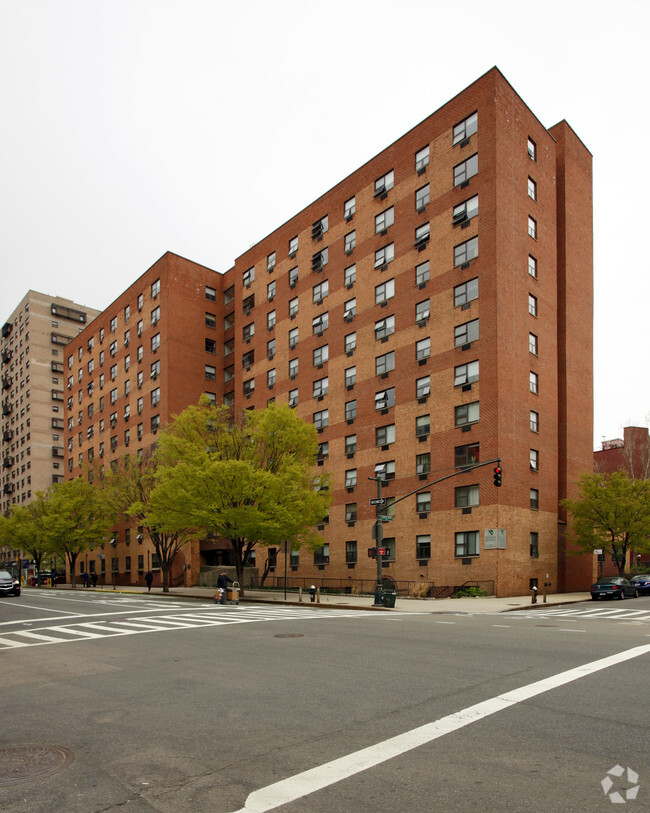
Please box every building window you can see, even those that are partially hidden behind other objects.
[288,236,298,257]
[110,316,118,333]
[110,340,118,357]
[528,177,537,201]
[267,368,276,388]
[453,195,479,225]
[530,410,539,432]
[416,452,430,475]
[415,299,430,325]
[528,216,537,239]
[455,484,479,508]
[313,409,328,430]
[455,401,479,427]
[267,310,276,331]
[267,252,276,272]
[374,243,394,268]
[375,279,394,305]
[529,371,538,394]
[289,357,298,379]
[374,388,395,411]
[151,279,160,298]
[288,388,298,408]
[344,197,355,220]
[289,266,298,288]
[151,414,160,433]
[151,387,160,407]
[527,137,537,161]
[205,338,216,354]
[314,544,330,565]
[345,502,357,522]
[529,333,538,355]
[415,260,430,286]
[454,153,478,186]
[312,215,328,240]
[530,449,539,470]
[416,534,431,559]
[454,236,479,267]
[345,230,356,253]
[374,170,394,197]
[528,255,537,279]
[375,207,394,234]
[416,414,430,437]
[345,366,356,388]
[205,312,217,329]
[312,248,328,272]
[415,337,430,361]
[454,277,479,308]
[313,345,329,367]
[530,532,539,558]
[415,489,431,513]
[345,332,357,354]
[415,184,430,211]
[205,285,216,302]
[453,111,477,145]
[455,531,479,557]
[345,399,357,421]
[454,360,479,386]
[375,351,395,376]
[530,488,539,510]
[455,443,479,468]
[376,424,395,446]
[375,461,395,481]
[416,376,430,400]
[528,294,538,317]
[345,469,357,488]
[344,264,357,288]
[344,298,356,321]
[313,280,329,303]
[243,378,255,396]
[414,222,430,248]
[205,365,216,381]
[345,434,357,455]
[415,145,430,172]
[375,315,395,341]
[345,541,357,564]
[243,267,255,287]
[151,360,160,378]
[312,312,329,335]
[267,280,276,301]
[454,319,479,347]
[312,377,328,398]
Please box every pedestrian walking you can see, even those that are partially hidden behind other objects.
[82,571,89,588]
[91,572,98,588]
[145,570,154,592]
[217,571,233,604]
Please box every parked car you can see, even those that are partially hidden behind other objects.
[630,574,650,596]
[0,570,21,597]
[36,571,66,585]
[590,576,638,600]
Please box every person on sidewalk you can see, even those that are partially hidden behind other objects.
[145,570,154,592]
[82,571,89,588]
[217,571,233,604]
[91,572,98,588]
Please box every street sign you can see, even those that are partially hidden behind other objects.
[370,498,386,506]
[378,547,386,556]
[379,515,394,522]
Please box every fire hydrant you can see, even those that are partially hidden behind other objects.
[531,585,538,604]
[309,585,316,603]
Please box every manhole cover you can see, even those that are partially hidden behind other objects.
[274,633,304,639]
[0,746,74,786]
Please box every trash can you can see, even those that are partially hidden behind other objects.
[383,591,397,608]
[227,582,240,605]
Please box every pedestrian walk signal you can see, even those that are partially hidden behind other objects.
[368,547,378,559]
[493,466,502,487]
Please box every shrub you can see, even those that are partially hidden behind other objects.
[452,586,488,598]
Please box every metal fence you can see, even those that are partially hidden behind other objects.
[257,575,494,598]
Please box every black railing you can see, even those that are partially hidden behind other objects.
[256,575,494,598]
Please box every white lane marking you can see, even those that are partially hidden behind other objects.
[492,625,510,628]
[559,629,586,633]
[230,644,650,813]
[435,621,456,625]
[0,600,83,616]
[10,630,67,643]
[0,635,29,648]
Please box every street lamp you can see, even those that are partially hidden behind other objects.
[370,465,387,607]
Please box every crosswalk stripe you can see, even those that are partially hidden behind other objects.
[0,635,29,648]
[11,630,67,643]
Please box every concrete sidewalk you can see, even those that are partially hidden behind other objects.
[40,583,591,614]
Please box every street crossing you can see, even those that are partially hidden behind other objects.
[0,606,388,651]
[512,604,650,623]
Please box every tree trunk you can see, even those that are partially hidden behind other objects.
[68,552,78,588]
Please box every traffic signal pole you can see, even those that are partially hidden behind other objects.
[370,475,384,607]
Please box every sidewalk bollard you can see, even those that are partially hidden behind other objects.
[298,587,303,603]
[531,586,538,604]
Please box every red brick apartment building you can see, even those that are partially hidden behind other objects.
[64,68,594,596]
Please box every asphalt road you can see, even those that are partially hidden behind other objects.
[1,590,649,812]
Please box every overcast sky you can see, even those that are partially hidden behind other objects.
[1,0,648,449]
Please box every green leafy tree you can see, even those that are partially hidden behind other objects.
[147,399,331,590]
[40,479,111,588]
[0,496,51,582]
[100,450,193,593]
[562,471,650,576]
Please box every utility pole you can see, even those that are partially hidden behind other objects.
[369,468,387,606]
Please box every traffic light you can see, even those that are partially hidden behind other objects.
[368,547,378,559]
[493,465,502,487]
